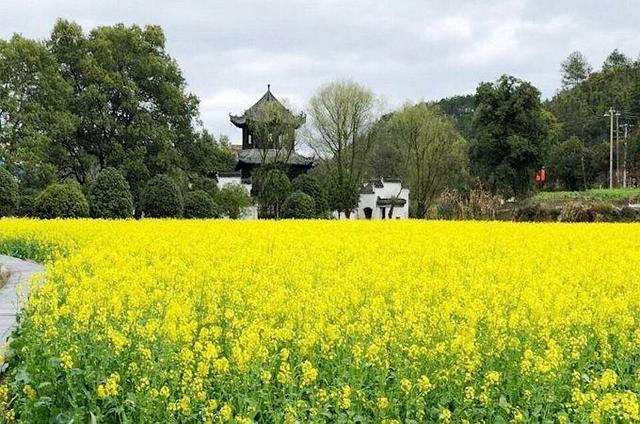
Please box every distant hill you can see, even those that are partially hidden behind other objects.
[547,62,640,147]
[435,94,475,140]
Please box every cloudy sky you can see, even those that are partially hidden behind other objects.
[2,0,638,141]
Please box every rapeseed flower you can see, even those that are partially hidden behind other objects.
[0,219,638,422]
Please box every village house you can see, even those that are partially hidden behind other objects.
[333,177,410,220]
[219,86,410,220]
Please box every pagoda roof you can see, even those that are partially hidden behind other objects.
[229,85,305,128]
[236,149,315,166]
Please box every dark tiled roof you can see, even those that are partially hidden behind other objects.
[376,197,407,207]
[237,149,315,166]
[383,177,402,183]
[230,85,305,128]
[360,183,375,194]
[218,171,242,178]
[361,177,406,194]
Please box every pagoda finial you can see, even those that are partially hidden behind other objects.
[267,83,271,92]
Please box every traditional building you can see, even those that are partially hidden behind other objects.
[228,85,315,180]
[220,86,411,220]
[333,177,410,220]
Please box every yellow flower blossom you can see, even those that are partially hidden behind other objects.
[219,403,232,421]
[377,396,389,409]
[300,360,318,386]
[0,220,640,421]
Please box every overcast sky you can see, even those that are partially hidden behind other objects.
[2,0,639,141]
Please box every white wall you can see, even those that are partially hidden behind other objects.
[217,175,252,194]
[335,178,410,220]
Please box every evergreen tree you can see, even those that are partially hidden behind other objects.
[560,51,592,88]
[470,75,549,196]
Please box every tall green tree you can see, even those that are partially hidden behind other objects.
[385,103,468,217]
[365,114,403,180]
[549,59,639,150]
[436,94,475,139]
[0,34,74,188]
[256,167,291,219]
[603,49,631,70]
[470,75,550,197]
[547,136,587,191]
[48,20,200,184]
[308,80,379,217]
[1,20,235,213]
[560,51,592,89]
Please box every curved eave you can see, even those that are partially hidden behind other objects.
[229,114,247,128]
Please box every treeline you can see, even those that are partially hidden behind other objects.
[434,49,640,194]
[0,20,236,218]
[306,76,550,218]
[305,50,640,217]
[2,19,638,219]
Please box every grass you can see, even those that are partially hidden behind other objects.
[534,188,640,204]
[0,237,56,263]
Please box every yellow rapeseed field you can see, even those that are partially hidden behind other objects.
[0,219,639,422]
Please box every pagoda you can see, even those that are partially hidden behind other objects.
[229,85,314,180]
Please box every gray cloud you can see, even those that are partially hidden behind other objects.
[2,0,639,141]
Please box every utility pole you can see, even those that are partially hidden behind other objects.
[604,108,616,189]
[615,112,621,186]
[622,123,633,188]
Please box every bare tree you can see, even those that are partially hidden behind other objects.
[307,80,380,217]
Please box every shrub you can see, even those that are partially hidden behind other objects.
[141,175,183,218]
[256,168,291,218]
[184,190,219,218]
[292,174,329,216]
[515,205,538,222]
[190,176,220,197]
[0,167,18,216]
[515,203,561,222]
[435,190,464,219]
[215,183,252,219]
[282,191,316,219]
[620,206,639,222]
[591,202,620,222]
[466,187,502,220]
[16,192,38,217]
[89,168,134,218]
[558,202,595,222]
[34,183,90,218]
[434,187,501,220]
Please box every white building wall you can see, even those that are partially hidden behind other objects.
[217,175,252,194]
[334,178,410,220]
[355,193,377,219]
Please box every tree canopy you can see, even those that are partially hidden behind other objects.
[0,20,234,214]
[307,80,379,217]
[382,103,468,217]
[470,75,550,196]
[561,51,592,89]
